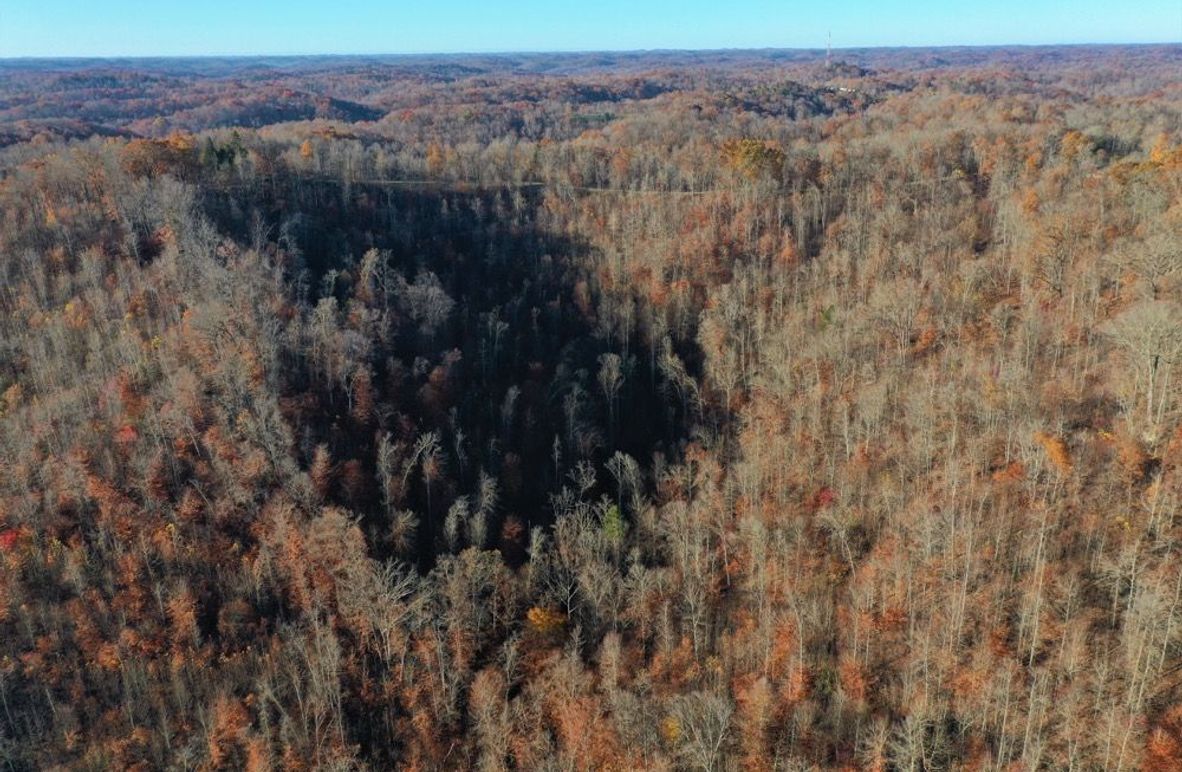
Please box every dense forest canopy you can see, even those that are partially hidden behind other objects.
[1,45,1181,769]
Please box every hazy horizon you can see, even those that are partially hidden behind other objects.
[1,41,1180,63]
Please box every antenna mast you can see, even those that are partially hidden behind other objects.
[826,31,832,68]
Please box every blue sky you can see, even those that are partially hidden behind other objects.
[1,0,1178,57]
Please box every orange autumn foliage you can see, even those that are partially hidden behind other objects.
[1033,431,1073,474]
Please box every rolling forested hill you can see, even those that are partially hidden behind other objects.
[1,45,1181,769]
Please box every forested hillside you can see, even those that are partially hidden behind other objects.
[1,46,1181,769]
